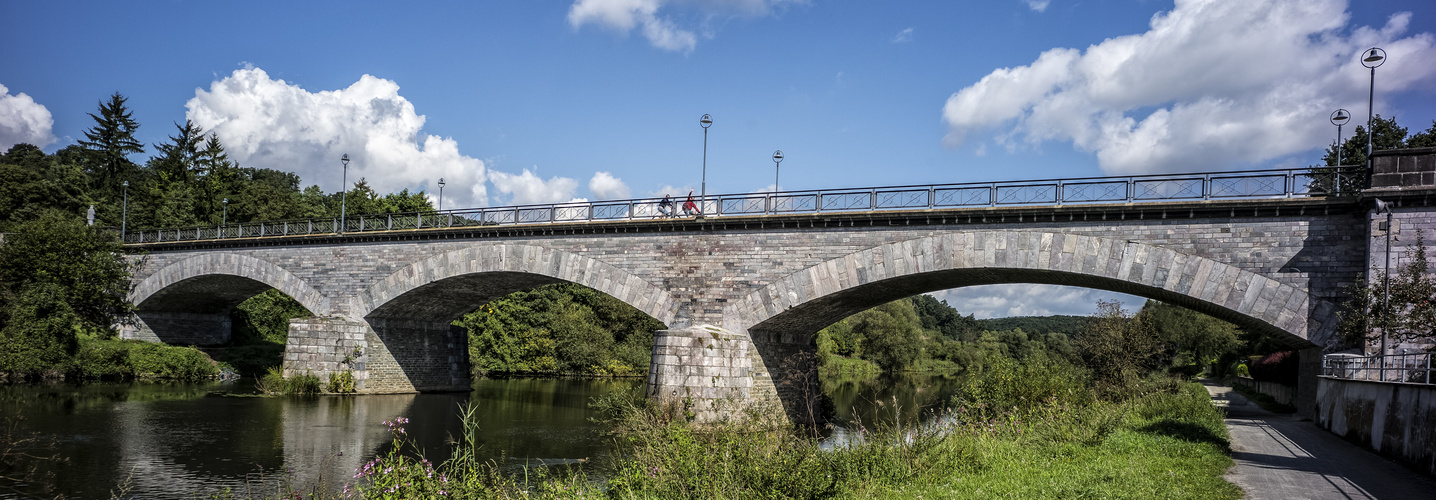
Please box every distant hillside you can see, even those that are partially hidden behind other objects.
[977,315,1091,336]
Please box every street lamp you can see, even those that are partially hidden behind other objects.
[772,150,784,192]
[222,198,228,227]
[1331,109,1350,195]
[437,177,445,211]
[699,114,712,213]
[340,153,350,234]
[1361,47,1385,187]
[1374,197,1393,381]
[1326,109,1349,166]
[121,180,128,239]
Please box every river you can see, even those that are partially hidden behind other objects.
[0,373,961,498]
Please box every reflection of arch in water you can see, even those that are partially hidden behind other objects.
[724,231,1336,423]
[281,394,418,490]
[125,254,325,345]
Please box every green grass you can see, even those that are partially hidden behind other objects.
[880,384,1239,499]
[71,338,219,381]
[192,372,1242,499]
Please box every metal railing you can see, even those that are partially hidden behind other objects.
[120,166,1359,244]
[1323,352,1435,385]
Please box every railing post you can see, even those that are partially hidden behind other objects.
[1056,181,1064,206]
[387,214,393,230]
[990,183,997,207]
[260,223,265,237]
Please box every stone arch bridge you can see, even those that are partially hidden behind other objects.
[122,183,1390,422]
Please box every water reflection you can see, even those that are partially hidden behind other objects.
[0,373,955,498]
[825,372,964,428]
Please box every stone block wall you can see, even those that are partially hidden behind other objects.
[1316,377,1436,475]
[284,317,370,390]
[366,319,469,392]
[649,325,783,423]
[121,312,231,346]
[1369,147,1436,190]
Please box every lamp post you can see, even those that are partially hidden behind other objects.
[437,177,445,211]
[1331,109,1350,167]
[121,180,128,239]
[772,150,784,192]
[699,114,712,213]
[222,198,228,227]
[340,153,350,234]
[1362,47,1385,187]
[1374,198,1393,380]
[1331,109,1350,195]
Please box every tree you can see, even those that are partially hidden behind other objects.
[1338,233,1436,348]
[1406,121,1436,149]
[910,293,981,341]
[1079,300,1160,389]
[77,93,144,196]
[0,283,81,374]
[1321,114,1409,168]
[1138,300,1243,367]
[152,120,206,185]
[0,210,133,336]
[851,300,924,371]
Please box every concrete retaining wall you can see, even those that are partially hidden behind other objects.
[1233,377,1294,405]
[1316,377,1436,475]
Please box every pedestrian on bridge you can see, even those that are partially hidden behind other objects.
[657,194,674,218]
[682,190,700,216]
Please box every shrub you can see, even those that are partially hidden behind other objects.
[68,338,217,381]
[952,355,1094,420]
[327,370,356,394]
[1248,351,1298,385]
[256,367,321,396]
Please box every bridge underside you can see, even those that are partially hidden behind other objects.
[124,275,277,346]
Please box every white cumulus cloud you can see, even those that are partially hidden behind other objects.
[567,0,801,53]
[0,84,57,151]
[588,171,632,200]
[490,168,583,205]
[185,67,490,207]
[929,284,1142,319]
[943,0,1436,174]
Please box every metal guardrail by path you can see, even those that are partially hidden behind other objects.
[1323,353,1435,385]
[121,167,1361,244]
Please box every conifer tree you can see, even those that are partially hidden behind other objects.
[77,93,144,196]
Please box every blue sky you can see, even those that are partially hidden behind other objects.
[3,0,1434,318]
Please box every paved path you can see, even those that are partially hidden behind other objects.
[1204,381,1435,500]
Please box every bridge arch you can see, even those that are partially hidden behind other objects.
[130,253,330,317]
[358,244,677,326]
[727,231,1338,347]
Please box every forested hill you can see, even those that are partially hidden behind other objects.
[977,315,1092,336]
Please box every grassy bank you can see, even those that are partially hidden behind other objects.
[319,370,1236,499]
[0,337,220,383]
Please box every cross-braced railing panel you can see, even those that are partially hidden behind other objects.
[997,185,1057,205]
[1323,353,1434,385]
[118,166,1360,243]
